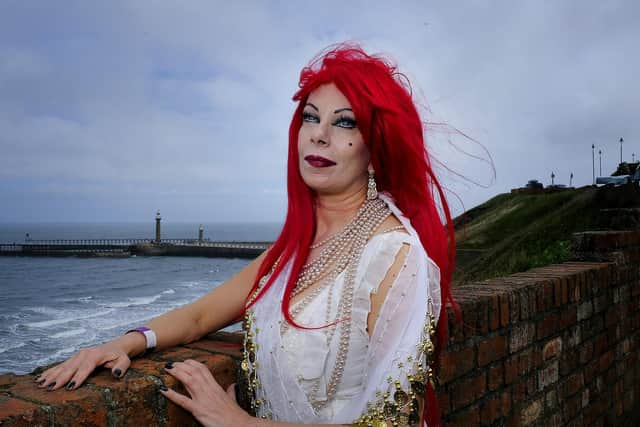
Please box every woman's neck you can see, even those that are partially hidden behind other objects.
[313,188,366,241]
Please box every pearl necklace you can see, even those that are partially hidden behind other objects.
[282,197,392,411]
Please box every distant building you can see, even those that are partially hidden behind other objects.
[511,179,573,194]
[596,162,640,186]
[526,180,543,190]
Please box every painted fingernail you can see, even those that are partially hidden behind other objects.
[38,378,46,385]
[164,361,174,369]
[159,385,168,392]
[113,369,122,377]
[66,381,76,390]
[47,382,56,390]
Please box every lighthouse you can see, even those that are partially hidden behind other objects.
[155,210,162,244]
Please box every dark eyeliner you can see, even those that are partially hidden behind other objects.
[302,111,319,122]
[334,115,357,129]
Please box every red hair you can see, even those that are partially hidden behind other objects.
[244,43,457,426]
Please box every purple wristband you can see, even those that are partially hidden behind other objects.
[126,327,157,352]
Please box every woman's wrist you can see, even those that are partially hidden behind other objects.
[116,331,147,358]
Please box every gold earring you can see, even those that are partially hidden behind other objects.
[367,170,378,200]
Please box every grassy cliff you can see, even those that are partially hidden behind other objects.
[453,185,639,284]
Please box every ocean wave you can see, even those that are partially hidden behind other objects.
[25,309,114,328]
[0,341,26,354]
[102,293,164,308]
[51,328,87,339]
[29,346,78,367]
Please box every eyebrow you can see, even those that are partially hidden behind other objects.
[304,103,353,114]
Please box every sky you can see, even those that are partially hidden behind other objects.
[0,1,638,224]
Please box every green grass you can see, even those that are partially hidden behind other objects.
[453,186,602,284]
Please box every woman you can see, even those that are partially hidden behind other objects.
[35,44,456,427]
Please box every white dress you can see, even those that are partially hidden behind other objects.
[242,194,441,426]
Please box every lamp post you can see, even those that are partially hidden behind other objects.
[592,144,595,185]
[599,149,602,176]
[551,171,555,186]
[570,172,573,187]
[620,137,624,163]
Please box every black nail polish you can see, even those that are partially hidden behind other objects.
[66,381,76,390]
[47,382,56,390]
[159,385,168,392]
[38,378,46,385]
[164,361,174,369]
[113,369,122,377]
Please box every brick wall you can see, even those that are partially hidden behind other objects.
[1,231,639,426]
[439,230,640,427]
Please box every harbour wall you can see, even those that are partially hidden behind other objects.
[0,230,639,426]
[0,241,270,259]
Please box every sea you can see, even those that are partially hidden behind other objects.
[0,222,281,375]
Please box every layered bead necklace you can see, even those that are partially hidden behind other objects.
[281,196,392,411]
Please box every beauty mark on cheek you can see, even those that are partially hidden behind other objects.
[348,142,353,146]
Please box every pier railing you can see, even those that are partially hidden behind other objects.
[0,239,272,258]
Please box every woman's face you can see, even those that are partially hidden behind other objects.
[297,83,370,197]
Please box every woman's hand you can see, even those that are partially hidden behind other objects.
[34,340,133,391]
[161,359,253,427]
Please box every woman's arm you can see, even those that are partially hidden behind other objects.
[36,250,268,391]
[142,249,269,352]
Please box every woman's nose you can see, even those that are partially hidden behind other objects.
[310,120,330,146]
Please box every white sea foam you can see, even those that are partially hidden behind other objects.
[162,289,175,295]
[104,293,164,308]
[0,342,26,354]
[51,328,87,339]
[30,346,78,367]
[25,309,114,328]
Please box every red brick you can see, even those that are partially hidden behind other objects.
[562,393,582,420]
[537,312,560,339]
[561,277,569,304]
[480,394,501,424]
[7,376,108,426]
[488,364,504,391]
[499,293,510,327]
[488,294,500,330]
[439,346,475,384]
[87,371,165,426]
[154,347,212,362]
[579,341,594,365]
[599,350,614,373]
[505,357,518,385]
[559,306,577,330]
[0,396,48,427]
[543,337,563,360]
[502,390,512,417]
[520,398,542,426]
[446,404,480,427]
[450,374,486,410]
[605,307,619,328]
[584,360,599,384]
[437,389,450,416]
[544,281,556,309]
[509,322,535,353]
[562,372,584,398]
[478,335,507,366]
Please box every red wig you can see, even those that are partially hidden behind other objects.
[245,43,457,426]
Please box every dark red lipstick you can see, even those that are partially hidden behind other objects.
[304,155,336,168]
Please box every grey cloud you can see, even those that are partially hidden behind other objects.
[0,1,638,222]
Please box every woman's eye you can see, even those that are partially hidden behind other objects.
[302,112,319,123]
[335,116,357,129]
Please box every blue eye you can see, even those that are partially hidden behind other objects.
[302,111,319,123]
[334,116,357,129]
